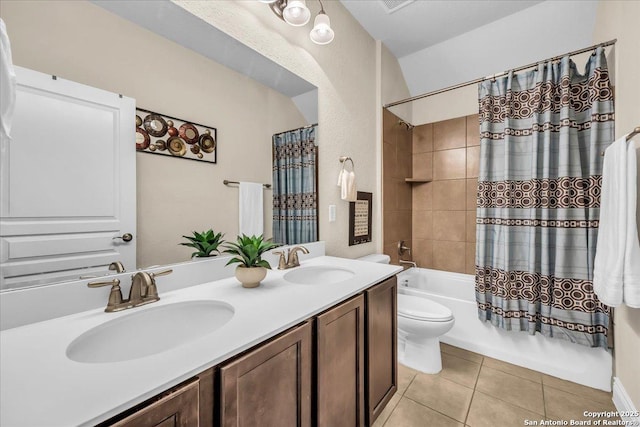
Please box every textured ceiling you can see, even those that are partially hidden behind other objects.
[339,0,544,58]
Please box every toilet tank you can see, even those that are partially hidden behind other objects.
[357,254,391,264]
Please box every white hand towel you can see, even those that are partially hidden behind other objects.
[593,136,628,306]
[623,139,640,307]
[341,170,357,202]
[239,182,264,237]
[337,165,345,186]
[0,18,16,142]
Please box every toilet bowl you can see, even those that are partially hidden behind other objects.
[397,294,454,374]
[358,253,455,374]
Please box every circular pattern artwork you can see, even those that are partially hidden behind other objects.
[135,109,217,163]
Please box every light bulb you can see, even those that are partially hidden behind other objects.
[310,12,334,45]
[283,0,310,26]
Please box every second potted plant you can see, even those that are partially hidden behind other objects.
[224,234,280,288]
[180,229,225,259]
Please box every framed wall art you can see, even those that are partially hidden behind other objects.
[135,108,217,164]
[349,191,372,246]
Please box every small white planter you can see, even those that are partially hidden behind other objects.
[235,266,267,288]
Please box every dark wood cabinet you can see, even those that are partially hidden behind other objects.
[316,294,366,427]
[197,368,216,427]
[365,276,398,425]
[219,321,312,427]
[107,379,200,427]
[103,275,398,427]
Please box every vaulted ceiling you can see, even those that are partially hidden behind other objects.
[339,0,544,58]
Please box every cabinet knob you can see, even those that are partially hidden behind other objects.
[113,233,133,242]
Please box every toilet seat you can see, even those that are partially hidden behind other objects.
[398,294,453,322]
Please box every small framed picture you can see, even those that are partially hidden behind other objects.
[349,191,372,246]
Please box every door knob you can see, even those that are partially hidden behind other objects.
[113,233,133,242]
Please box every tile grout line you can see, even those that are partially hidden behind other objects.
[380,372,419,427]
[464,354,485,425]
[402,394,467,426]
[380,392,403,427]
[542,376,547,419]
[542,378,613,404]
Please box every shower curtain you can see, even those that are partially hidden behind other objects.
[475,47,614,348]
[272,125,318,245]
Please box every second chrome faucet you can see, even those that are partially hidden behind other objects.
[273,246,309,270]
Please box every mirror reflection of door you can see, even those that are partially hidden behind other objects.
[272,125,319,245]
[0,67,136,290]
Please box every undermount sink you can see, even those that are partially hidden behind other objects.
[66,300,234,363]
[283,266,355,285]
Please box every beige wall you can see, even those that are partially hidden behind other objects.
[411,115,479,273]
[412,86,478,126]
[175,1,379,258]
[592,0,640,408]
[382,109,412,265]
[0,0,308,267]
[381,43,412,124]
[380,43,413,259]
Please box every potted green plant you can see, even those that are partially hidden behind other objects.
[223,234,280,288]
[180,229,225,258]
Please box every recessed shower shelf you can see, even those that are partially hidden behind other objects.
[405,178,432,184]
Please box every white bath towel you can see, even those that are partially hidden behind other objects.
[340,170,357,202]
[0,18,16,142]
[623,138,640,307]
[593,136,628,306]
[239,182,264,237]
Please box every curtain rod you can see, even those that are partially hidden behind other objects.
[274,123,318,136]
[384,38,617,109]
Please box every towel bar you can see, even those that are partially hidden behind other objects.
[223,180,271,189]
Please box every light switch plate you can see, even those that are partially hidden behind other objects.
[329,205,336,222]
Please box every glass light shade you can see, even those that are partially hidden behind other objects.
[310,13,334,45]
[283,0,311,26]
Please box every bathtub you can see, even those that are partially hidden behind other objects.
[397,267,613,391]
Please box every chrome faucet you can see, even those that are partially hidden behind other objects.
[88,268,172,312]
[273,246,310,269]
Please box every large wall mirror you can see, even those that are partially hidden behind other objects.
[0,0,318,291]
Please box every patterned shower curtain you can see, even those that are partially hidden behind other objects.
[475,47,614,348]
[272,126,318,245]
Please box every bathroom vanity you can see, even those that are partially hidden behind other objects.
[0,256,401,426]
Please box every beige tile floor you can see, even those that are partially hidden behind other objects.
[374,343,618,427]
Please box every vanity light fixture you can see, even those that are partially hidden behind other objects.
[310,2,334,45]
[262,0,334,45]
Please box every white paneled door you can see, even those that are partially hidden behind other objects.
[0,66,136,290]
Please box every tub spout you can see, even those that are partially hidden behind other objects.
[399,260,417,269]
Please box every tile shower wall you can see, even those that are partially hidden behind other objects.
[382,109,413,265]
[412,114,480,274]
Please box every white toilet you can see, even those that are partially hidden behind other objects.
[358,254,455,374]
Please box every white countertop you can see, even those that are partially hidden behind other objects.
[0,256,401,426]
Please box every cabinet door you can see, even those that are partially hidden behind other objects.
[109,379,199,427]
[220,322,312,427]
[197,368,216,427]
[366,276,398,425]
[316,294,365,427]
